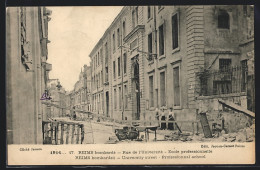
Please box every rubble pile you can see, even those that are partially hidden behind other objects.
[105,136,119,144]
[164,131,193,142]
[220,124,255,142]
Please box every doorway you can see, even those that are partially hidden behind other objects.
[131,56,140,120]
[106,91,109,117]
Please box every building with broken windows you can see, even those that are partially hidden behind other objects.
[6,7,52,144]
[89,5,254,132]
[89,6,147,121]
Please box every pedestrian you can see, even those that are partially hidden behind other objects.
[160,108,166,130]
[155,107,160,127]
[72,106,76,120]
[168,107,175,130]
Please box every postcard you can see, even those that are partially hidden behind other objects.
[6,5,255,165]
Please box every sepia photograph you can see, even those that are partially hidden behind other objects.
[6,5,255,165]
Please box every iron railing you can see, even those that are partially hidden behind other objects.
[197,65,248,96]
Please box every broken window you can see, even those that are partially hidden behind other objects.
[173,67,180,106]
[113,61,116,79]
[149,75,154,107]
[114,88,117,109]
[105,66,108,82]
[159,24,165,56]
[160,71,166,106]
[123,21,126,38]
[119,86,122,109]
[213,59,232,95]
[219,59,231,71]
[118,57,121,77]
[124,84,128,109]
[132,7,138,28]
[148,33,153,60]
[241,60,248,92]
[105,42,108,64]
[112,33,115,52]
[218,10,230,29]
[123,53,127,74]
[117,28,120,48]
[147,6,151,19]
[172,13,179,50]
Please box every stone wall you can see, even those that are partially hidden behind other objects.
[196,93,252,133]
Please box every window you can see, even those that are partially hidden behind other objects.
[123,21,126,38]
[243,5,247,16]
[97,52,100,66]
[117,28,120,48]
[148,33,153,60]
[105,66,108,82]
[118,57,121,77]
[101,93,104,111]
[97,74,99,88]
[112,33,115,52]
[160,72,166,106]
[96,55,98,67]
[98,94,100,111]
[123,53,127,74]
[93,57,95,70]
[213,59,232,95]
[149,75,154,107]
[124,84,128,109]
[113,61,116,79]
[173,67,180,106]
[132,7,138,28]
[219,59,231,71]
[159,24,165,56]
[132,10,136,28]
[172,14,179,50]
[101,70,103,85]
[147,6,151,19]
[218,10,229,29]
[105,42,108,64]
[241,60,248,92]
[114,89,117,109]
[100,48,103,65]
[119,86,122,109]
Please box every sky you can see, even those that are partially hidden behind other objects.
[48,6,123,91]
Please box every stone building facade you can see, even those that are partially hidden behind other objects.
[89,5,254,128]
[6,7,52,144]
[90,6,147,121]
[47,83,66,118]
[70,64,92,112]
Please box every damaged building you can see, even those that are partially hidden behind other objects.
[88,5,254,137]
[6,7,52,144]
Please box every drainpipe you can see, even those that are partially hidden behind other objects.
[153,6,158,107]
[121,19,124,120]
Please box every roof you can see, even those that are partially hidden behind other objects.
[89,6,128,57]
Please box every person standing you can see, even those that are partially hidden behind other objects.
[72,106,76,120]
[168,107,175,130]
[160,108,166,130]
[155,107,160,127]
